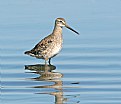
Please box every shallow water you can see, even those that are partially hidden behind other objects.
[1,0,121,104]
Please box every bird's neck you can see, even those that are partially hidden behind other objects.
[52,25,63,35]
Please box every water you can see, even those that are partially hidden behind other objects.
[1,0,121,104]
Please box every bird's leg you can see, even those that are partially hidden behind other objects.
[44,59,50,72]
[49,58,51,65]
[45,59,48,66]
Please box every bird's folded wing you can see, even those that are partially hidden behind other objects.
[30,34,53,55]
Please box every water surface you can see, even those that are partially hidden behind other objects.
[1,0,121,104]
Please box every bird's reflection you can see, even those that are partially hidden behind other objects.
[25,64,67,104]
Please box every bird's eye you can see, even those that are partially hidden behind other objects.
[59,20,62,22]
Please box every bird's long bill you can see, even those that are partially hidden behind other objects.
[65,25,79,35]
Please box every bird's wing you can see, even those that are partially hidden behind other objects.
[30,34,54,56]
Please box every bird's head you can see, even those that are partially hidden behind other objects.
[55,18,79,35]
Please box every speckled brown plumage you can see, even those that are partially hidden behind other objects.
[25,18,79,64]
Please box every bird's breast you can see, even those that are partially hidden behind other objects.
[50,38,63,57]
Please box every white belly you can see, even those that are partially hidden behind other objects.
[50,44,62,58]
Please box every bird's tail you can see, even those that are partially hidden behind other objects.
[24,50,38,57]
[24,50,43,58]
[24,51,32,55]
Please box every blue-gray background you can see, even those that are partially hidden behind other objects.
[1,0,121,104]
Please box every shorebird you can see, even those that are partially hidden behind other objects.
[24,18,79,64]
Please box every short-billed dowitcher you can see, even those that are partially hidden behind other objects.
[24,18,79,64]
